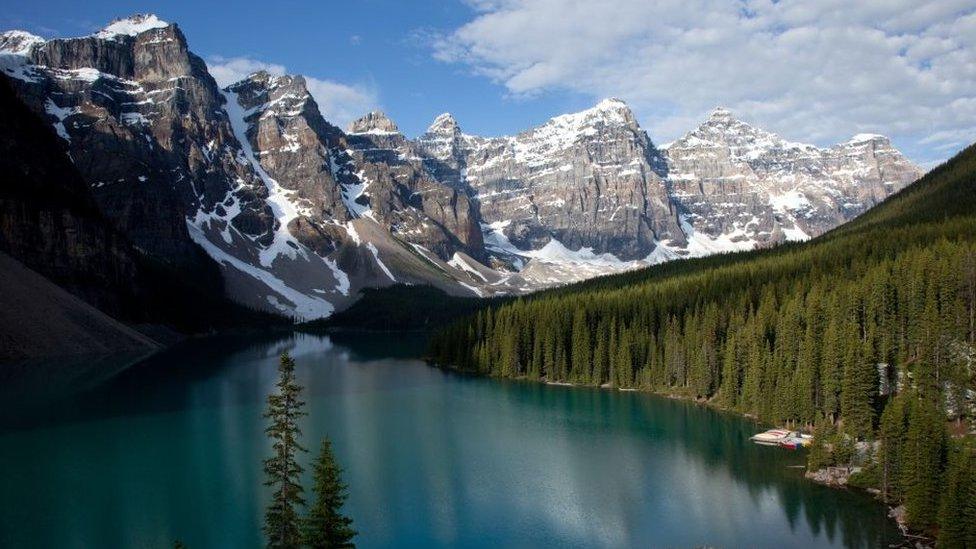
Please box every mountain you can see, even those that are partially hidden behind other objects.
[0,72,282,359]
[664,108,922,252]
[418,98,679,261]
[0,14,923,320]
[428,142,976,543]
[222,72,489,308]
[418,100,920,264]
[429,139,976,378]
[0,17,499,319]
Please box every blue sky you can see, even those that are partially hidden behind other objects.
[3,0,974,168]
[0,1,593,138]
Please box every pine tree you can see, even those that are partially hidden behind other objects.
[820,316,843,421]
[304,438,357,548]
[593,321,608,386]
[841,337,876,439]
[616,326,633,388]
[264,352,307,549]
[499,328,519,378]
[718,331,740,408]
[937,441,976,548]
[902,394,947,532]
[807,414,836,470]
[878,393,910,502]
[571,310,592,383]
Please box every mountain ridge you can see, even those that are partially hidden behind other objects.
[0,14,924,320]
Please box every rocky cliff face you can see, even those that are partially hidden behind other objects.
[1,17,356,319]
[344,110,485,261]
[662,108,922,254]
[414,101,920,276]
[0,73,142,317]
[1,15,268,273]
[1,14,924,320]
[219,73,489,304]
[0,71,280,344]
[418,99,681,262]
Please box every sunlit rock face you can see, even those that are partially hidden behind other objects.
[417,101,918,270]
[417,99,682,262]
[663,108,922,254]
[344,110,486,262]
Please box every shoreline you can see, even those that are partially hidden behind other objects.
[803,466,932,547]
[430,360,923,545]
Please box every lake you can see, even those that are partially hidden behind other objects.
[0,331,903,548]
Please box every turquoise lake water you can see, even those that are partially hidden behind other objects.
[0,332,902,548]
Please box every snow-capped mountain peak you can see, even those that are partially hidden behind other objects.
[846,133,889,145]
[0,30,44,56]
[707,106,735,121]
[669,107,816,161]
[426,112,460,135]
[241,69,276,83]
[347,111,400,135]
[512,98,642,158]
[95,14,170,39]
[545,97,637,131]
[593,97,630,111]
[695,106,765,135]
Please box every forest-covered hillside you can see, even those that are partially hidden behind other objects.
[429,143,976,543]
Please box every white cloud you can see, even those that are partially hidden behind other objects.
[206,56,379,128]
[303,77,378,128]
[207,55,287,88]
[434,0,976,164]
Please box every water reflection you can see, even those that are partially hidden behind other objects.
[0,332,901,548]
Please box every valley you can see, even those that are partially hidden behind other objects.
[0,7,970,549]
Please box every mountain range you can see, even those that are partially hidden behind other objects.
[0,14,923,321]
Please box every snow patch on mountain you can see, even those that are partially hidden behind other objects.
[365,242,395,282]
[186,222,335,319]
[222,89,308,267]
[448,253,489,282]
[672,214,758,257]
[770,190,811,212]
[848,133,887,143]
[0,31,45,82]
[96,14,169,39]
[44,99,79,142]
[0,30,44,55]
[340,171,374,219]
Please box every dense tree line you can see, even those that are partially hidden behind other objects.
[429,144,976,543]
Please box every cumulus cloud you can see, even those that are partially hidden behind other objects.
[303,78,379,128]
[206,56,378,128]
[206,55,288,88]
[434,0,976,164]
